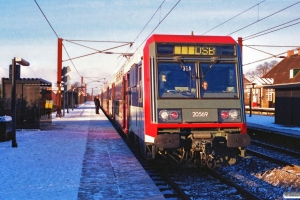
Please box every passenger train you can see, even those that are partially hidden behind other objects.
[99,34,250,168]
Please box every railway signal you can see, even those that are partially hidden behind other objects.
[62,66,71,116]
[62,66,71,83]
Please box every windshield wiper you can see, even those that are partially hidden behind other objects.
[173,56,196,80]
[201,57,220,79]
[173,56,184,66]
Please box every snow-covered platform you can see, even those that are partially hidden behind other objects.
[246,114,300,139]
[0,101,164,200]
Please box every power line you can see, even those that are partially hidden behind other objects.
[63,40,132,62]
[34,0,80,77]
[62,44,81,77]
[244,45,277,56]
[34,1,84,80]
[110,0,178,79]
[228,1,300,35]
[34,0,59,38]
[244,17,300,39]
[243,18,300,40]
[135,0,182,52]
[66,40,133,43]
[243,45,300,66]
[243,50,287,66]
[202,0,266,35]
[246,45,300,48]
[133,0,166,44]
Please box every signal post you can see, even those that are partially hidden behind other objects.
[57,38,63,117]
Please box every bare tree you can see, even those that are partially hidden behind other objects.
[245,60,278,81]
[245,70,257,81]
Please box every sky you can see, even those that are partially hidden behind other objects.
[1,0,300,94]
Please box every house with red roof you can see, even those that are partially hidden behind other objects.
[262,49,300,126]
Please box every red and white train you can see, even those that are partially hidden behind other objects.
[99,34,250,168]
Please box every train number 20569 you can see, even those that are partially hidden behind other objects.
[192,112,208,117]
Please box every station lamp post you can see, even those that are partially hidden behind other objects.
[249,83,256,117]
[11,57,30,148]
[72,87,75,111]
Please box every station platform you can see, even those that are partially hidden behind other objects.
[246,114,300,139]
[0,101,164,200]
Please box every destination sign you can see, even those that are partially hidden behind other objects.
[157,44,235,56]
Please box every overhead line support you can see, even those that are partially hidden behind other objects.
[57,37,63,117]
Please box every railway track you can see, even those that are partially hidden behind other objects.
[130,148,190,199]
[206,167,261,200]
[251,139,300,158]
[247,126,300,151]
[246,140,300,168]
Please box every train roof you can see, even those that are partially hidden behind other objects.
[101,34,237,90]
[145,34,237,45]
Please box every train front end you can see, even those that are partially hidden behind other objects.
[143,34,250,167]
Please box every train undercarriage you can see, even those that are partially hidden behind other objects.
[129,129,250,169]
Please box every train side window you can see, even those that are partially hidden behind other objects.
[129,64,138,87]
[138,66,143,106]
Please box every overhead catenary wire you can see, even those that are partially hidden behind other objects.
[34,0,59,38]
[227,1,300,35]
[34,0,82,78]
[243,50,288,66]
[63,40,132,62]
[135,0,181,52]
[246,45,300,48]
[202,0,266,35]
[65,40,133,43]
[62,45,81,77]
[244,17,300,40]
[244,45,278,56]
[243,44,300,66]
[132,0,166,44]
[243,18,300,40]
[109,0,180,82]
[233,2,300,68]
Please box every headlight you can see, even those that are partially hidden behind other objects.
[218,109,241,122]
[159,110,169,121]
[158,109,182,123]
[228,109,238,119]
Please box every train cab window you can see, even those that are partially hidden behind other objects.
[199,63,238,98]
[158,62,196,98]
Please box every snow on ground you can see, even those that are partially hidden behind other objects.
[246,114,300,136]
[0,105,90,200]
